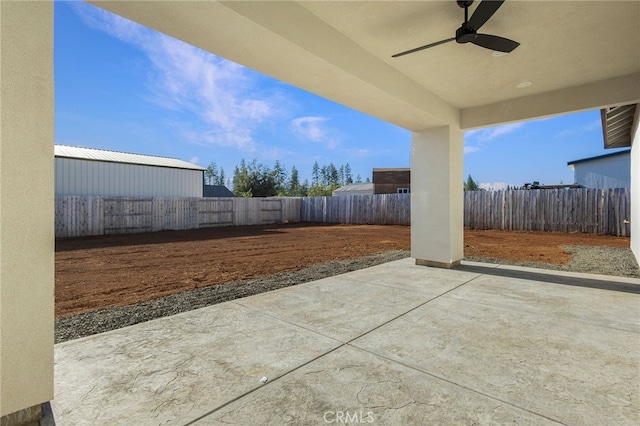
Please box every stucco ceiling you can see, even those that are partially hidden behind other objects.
[91,1,640,131]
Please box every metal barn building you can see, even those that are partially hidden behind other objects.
[55,145,205,197]
[567,149,631,189]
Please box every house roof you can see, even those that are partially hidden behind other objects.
[373,168,410,172]
[54,145,205,171]
[203,185,234,197]
[333,183,374,193]
[567,149,631,166]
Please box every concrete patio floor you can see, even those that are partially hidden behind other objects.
[52,259,640,425]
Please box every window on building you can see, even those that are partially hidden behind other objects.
[397,188,409,194]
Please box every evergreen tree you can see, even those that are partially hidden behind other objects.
[288,166,299,193]
[286,166,307,196]
[464,175,480,191]
[205,162,221,185]
[205,164,214,185]
[311,161,320,186]
[355,174,362,183]
[273,160,287,194]
[320,165,329,186]
[344,163,353,184]
[328,163,339,186]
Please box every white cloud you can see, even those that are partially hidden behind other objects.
[72,3,279,152]
[341,147,372,158]
[464,146,480,154]
[479,182,512,191]
[290,116,329,142]
[582,119,601,132]
[466,123,525,142]
[189,157,199,165]
[290,116,340,149]
[556,119,602,139]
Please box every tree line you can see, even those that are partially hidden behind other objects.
[204,160,369,197]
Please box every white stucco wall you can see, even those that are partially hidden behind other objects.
[0,1,54,416]
[572,152,631,188]
[55,158,204,197]
[631,116,639,262]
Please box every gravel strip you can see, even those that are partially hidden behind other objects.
[56,245,639,343]
[465,245,640,278]
[55,250,410,343]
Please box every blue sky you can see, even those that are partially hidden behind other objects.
[54,2,625,189]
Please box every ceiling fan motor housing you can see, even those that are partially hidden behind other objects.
[456,25,477,43]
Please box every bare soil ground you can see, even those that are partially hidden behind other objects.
[463,228,630,264]
[55,224,632,319]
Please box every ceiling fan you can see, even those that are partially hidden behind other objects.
[392,0,519,58]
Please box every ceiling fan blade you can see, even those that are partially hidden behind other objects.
[391,37,455,57]
[468,0,505,30]
[471,33,519,52]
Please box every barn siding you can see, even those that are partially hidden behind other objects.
[55,157,203,197]
[572,152,631,188]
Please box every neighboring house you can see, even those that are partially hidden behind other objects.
[567,149,631,189]
[55,145,205,197]
[203,185,234,197]
[332,183,374,196]
[372,168,410,194]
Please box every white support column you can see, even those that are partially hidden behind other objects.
[0,1,54,419]
[411,126,464,268]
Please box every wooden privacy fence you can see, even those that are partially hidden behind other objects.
[55,188,631,238]
[464,188,631,236]
[55,196,302,238]
[300,193,410,225]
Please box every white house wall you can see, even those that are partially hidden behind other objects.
[573,154,631,189]
[55,158,203,197]
[631,115,639,262]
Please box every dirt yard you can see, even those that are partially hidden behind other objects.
[55,224,631,318]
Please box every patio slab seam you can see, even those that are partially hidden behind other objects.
[233,273,483,345]
[341,275,484,346]
[439,294,640,335]
[345,343,566,425]
[181,343,347,426]
[229,300,347,343]
[342,271,482,294]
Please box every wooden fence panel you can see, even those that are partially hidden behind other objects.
[198,198,233,227]
[281,197,302,223]
[463,188,631,236]
[56,189,630,238]
[55,195,103,238]
[103,198,153,234]
[299,194,410,225]
[260,199,283,224]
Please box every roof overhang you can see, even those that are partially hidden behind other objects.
[89,1,640,132]
[601,103,639,149]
